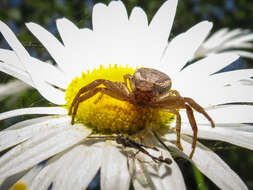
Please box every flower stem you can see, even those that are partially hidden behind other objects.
[193,165,206,190]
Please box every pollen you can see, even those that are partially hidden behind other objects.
[65,65,174,135]
[10,182,27,190]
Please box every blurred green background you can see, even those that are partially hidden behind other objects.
[0,0,253,189]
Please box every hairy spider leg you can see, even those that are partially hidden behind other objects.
[151,92,214,158]
[184,97,215,128]
[184,104,198,158]
[69,80,131,124]
[69,79,132,116]
[170,109,183,151]
[69,79,106,115]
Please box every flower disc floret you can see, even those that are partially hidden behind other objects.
[65,65,174,134]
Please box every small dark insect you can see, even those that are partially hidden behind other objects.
[116,135,172,165]
[69,68,215,158]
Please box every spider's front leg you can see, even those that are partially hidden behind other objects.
[69,79,107,115]
[69,80,131,124]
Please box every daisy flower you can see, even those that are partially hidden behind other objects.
[0,0,253,190]
[195,27,253,59]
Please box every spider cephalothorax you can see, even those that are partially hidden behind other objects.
[69,67,215,158]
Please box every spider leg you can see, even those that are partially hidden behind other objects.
[184,104,198,159]
[151,94,214,159]
[71,87,131,124]
[170,109,183,151]
[69,79,131,115]
[71,88,101,124]
[184,97,215,128]
[69,79,107,115]
[168,89,181,97]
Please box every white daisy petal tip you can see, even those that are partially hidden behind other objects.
[149,0,178,32]
[56,17,77,28]
[191,20,213,36]
[24,22,33,27]
[1,1,253,190]
[195,26,253,59]
[108,0,125,8]
[92,2,106,11]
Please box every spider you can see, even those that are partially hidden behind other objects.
[68,68,215,158]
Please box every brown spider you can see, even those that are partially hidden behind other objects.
[68,68,215,158]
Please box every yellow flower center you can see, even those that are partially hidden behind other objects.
[65,65,174,135]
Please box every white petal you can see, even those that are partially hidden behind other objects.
[203,28,229,48]
[0,49,69,89]
[149,0,178,59]
[165,134,248,190]
[224,33,253,48]
[93,1,128,33]
[0,125,68,180]
[1,49,68,90]
[53,145,88,189]
[0,116,70,152]
[219,29,246,44]
[66,144,102,190]
[158,151,186,190]
[226,50,253,59]
[189,105,253,124]
[209,85,253,105]
[182,124,253,150]
[0,48,26,71]
[4,116,57,131]
[182,135,248,190]
[55,144,102,190]
[108,1,128,23]
[0,61,35,87]
[208,68,253,86]
[0,21,30,58]
[30,57,69,89]
[133,150,186,190]
[101,144,130,190]
[195,28,251,57]
[92,3,108,32]
[129,7,148,28]
[29,155,65,190]
[0,21,66,104]
[239,79,253,86]
[185,84,253,107]
[10,164,43,189]
[93,1,141,69]
[219,124,253,133]
[179,53,239,79]
[162,21,213,78]
[25,22,69,73]
[55,18,96,76]
[0,124,91,182]
[0,107,67,121]
[0,80,30,101]
[26,56,66,105]
[132,159,153,190]
[56,18,79,47]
